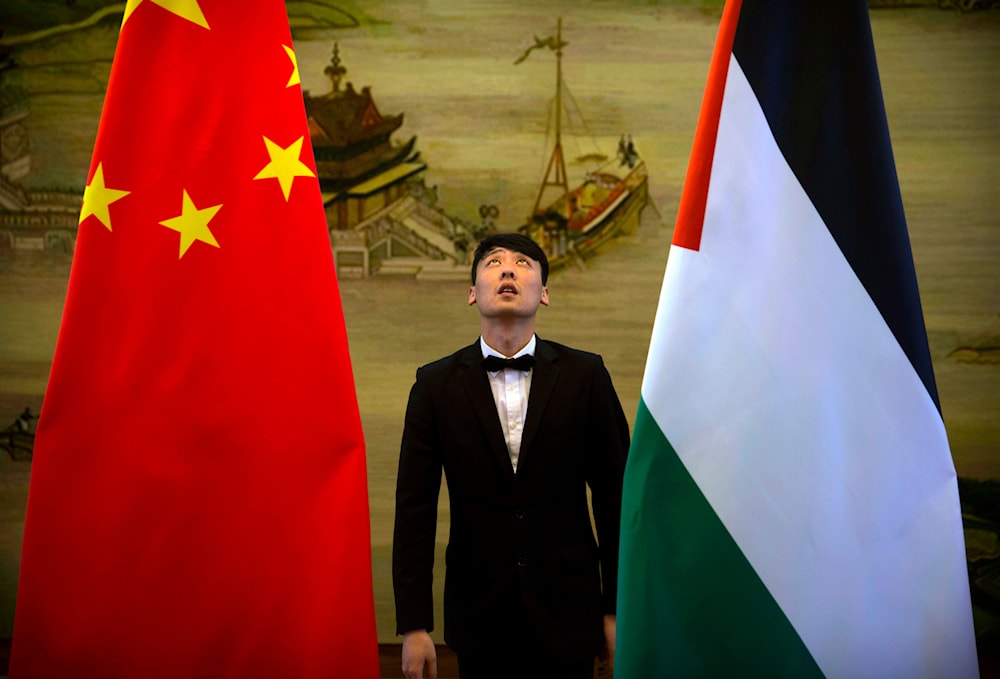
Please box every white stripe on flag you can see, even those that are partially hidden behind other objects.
[642,54,976,678]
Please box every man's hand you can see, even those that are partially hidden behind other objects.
[401,629,437,679]
[603,614,617,671]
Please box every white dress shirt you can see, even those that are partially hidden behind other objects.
[480,335,536,472]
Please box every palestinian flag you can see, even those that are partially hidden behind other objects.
[615,1,979,676]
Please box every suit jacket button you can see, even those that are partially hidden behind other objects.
[516,557,527,567]
[514,510,525,519]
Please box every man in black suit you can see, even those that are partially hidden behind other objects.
[393,233,630,679]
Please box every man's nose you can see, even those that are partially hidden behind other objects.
[501,267,515,279]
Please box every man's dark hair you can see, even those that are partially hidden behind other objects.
[471,233,549,285]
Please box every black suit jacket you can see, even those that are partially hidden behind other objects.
[392,338,630,658]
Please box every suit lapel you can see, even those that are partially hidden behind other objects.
[517,338,558,474]
[458,342,516,480]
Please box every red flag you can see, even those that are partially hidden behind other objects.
[10,2,379,676]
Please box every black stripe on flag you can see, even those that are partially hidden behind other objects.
[732,0,940,410]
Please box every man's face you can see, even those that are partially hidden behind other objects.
[469,247,549,319]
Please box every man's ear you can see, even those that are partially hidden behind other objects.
[469,286,477,306]
[540,286,549,307]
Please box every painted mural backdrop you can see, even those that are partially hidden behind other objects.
[1,0,998,648]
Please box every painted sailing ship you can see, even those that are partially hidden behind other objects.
[517,19,649,270]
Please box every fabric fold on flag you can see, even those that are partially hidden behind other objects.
[10,2,379,677]
[616,1,978,677]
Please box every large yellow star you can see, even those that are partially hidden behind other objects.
[253,136,316,201]
[159,190,222,258]
[283,45,300,88]
[123,0,209,29]
[79,163,131,231]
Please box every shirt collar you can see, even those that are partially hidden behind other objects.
[480,334,536,360]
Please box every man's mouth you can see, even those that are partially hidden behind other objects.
[498,284,517,295]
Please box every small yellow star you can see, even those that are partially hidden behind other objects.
[80,163,131,231]
[253,136,316,201]
[123,0,209,29]
[283,45,300,88]
[159,190,222,258]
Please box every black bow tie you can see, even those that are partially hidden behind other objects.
[481,354,536,372]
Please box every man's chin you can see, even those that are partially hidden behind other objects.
[483,305,534,319]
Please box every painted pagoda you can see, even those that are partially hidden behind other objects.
[303,44,471,278]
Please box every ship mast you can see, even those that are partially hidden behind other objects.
[531,18,570,219]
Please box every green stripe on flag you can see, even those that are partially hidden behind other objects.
[616,399,824,678]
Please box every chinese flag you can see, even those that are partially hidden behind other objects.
[10,2,379,677]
